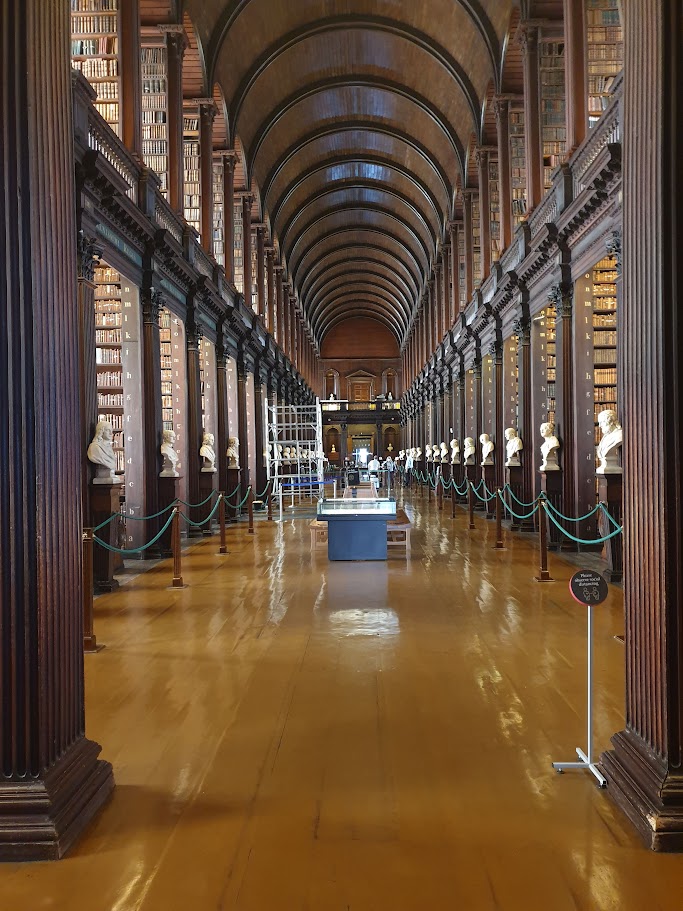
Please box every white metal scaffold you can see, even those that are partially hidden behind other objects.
[266,400,324,517]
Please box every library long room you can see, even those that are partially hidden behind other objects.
[3,1,683,909]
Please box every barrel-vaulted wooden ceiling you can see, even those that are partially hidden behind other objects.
[183,0,519,348]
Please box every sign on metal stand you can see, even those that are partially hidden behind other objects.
[552,569,609,787]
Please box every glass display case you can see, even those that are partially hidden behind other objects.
[317,498,397,518]
[317,498,397,560]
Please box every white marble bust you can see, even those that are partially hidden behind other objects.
[200,431,216,473]
[226,436,240,469]
[464,437,476,465]
[450,439,460,464]
[440,442,449,463]
[540,421,560,471]
[596,409,623,474]
[504,427,523,467]
[87,420,120,485]
[432,444,440,463]
[160,429,180,478]
[480,433,494,466]
[425,444,433,463]
[415,447,423,461]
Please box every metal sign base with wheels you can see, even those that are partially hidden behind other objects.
[552,571,609,788]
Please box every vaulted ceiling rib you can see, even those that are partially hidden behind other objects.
[186,0,513,347]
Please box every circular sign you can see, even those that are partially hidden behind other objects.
[569,570,609,605]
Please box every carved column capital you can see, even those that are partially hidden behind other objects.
[606,229,623,274]
[76,230,103,282]
[548,283,573,318]
[513,316,531,345]
[143,288,164,326]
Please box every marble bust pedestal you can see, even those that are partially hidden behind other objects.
[197,468,218,537]
[505,464,524,532]
[598,472,623,583]
[226,466,242,521]
[90,481,122,592]
[481,461,496,520]
[539,468,563,550]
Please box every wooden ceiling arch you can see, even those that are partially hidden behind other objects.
[295,234,424,303]
[268,158,445,238]
[303,258,418,311]
[182,0,515,347]
[278,185,439,258]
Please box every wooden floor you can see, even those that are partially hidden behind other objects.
[2,491,683,910]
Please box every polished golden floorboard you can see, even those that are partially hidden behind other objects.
[2,493,683,910]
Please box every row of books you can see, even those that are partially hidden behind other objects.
[594,330,617,345]
[594,348,617,364]
[71,14,117,33]
[71,0,117,10]
[98,411,124,429]
[97,369,122,386]
[74,57,118,78]
[595,367,617,384]
[96,347,121,365]
[96,328,121,344]
[97,392,124,407]
[72,37,117,55]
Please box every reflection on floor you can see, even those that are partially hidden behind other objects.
[2,492,682,910]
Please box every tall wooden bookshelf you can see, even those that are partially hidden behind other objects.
[546,306,556,423]
[212,157,225,266]
[160,307,174,432]
[233,204,244,293]
[70,0,121,137]
[510,106,527,227]
[472,197,481,288]
[250,243,259,314]
[140,34,169,197]
[458,224,466,310]
[183,105,201,234]
[503,334,518,432]
[586,0,623,128]
[592,254,618,444]
[94,265,125,474]
[539,40,567,191]
[488,157,501,263]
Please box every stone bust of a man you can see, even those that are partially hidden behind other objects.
[479,433,494,466]
[200,432,216,473]
[463,437,476,464]
[596,409,623,474]
[160,429,180,478]
[540,421,560,471]
[504,427,523,467]
[87,419,119,484]
[226,436,240,469]
[450,439,460,464]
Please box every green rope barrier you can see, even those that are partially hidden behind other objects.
[176,490,218,509]
[178,496,223,528]
[255,483,271,499]
[542,497,603,523]
[545,507,623,544]
[498,490,541,521]
[93,510,176,554]
[502,485,539,509]
[471,483,497,503]
[223,484,242,500]
[93,501,177,532]
[236,487,252,510]
[599,502,622,530]
[453,481,469,496]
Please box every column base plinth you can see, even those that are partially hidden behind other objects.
[0,736,114,861]
[602,729,683,852]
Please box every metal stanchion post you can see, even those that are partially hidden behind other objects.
[437,476,443,510]
[535,499,554,582]
[451,481,457,518]
[218,493,228,554]
[82,528,101,653]
[428,475,432,502]
[494,488,505,549]
[279,486,283,521]
[248,487,255,534]
[468,481,475,530]
[267,482,273,521]
[171,508,184,588]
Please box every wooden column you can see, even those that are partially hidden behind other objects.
[448,222,458,321]
[216,323,230,494]
[141,288,164,545]
[185,313,203,534]
[550,284,577,523]
[435,259,444,343]
[601,0,683,850]
[223,152,237,284]
[477,150,492,280]
[494,98,513,252]
[266,246,275,334]
[198,99,216,254]
[256,225,266,324]
[163,25,187,214]
[276,266,284,347]
[442,242,451,335]
[515,316,534,525]
[520,24,543,212]
[76,233,102,519]
[253,370,267,495]
[0,0,114,860]
[120,0,141,156]
[242,195,253,310]
[564,0,587,155]
[236,356,250,498]
[493,341,504,490]
[463,191,475,302]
